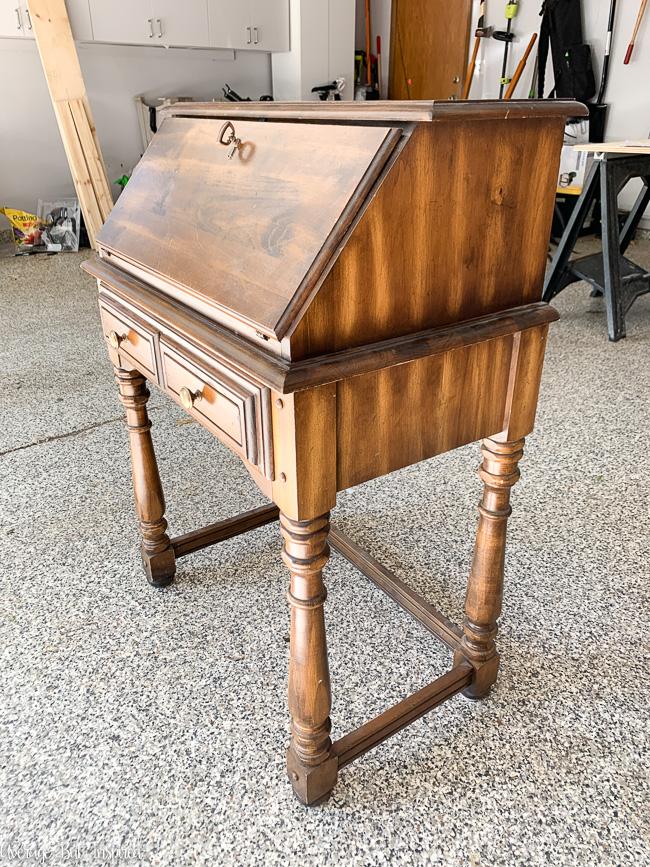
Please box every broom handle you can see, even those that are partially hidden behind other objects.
[463,36,481,99]
[504,32,538,99]
[624,0,648,63]
[365,0,372,85]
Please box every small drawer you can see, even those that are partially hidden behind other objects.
[99,300,157,380]
[160,341,259,466]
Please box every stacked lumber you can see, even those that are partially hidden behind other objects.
[28,0,112,248]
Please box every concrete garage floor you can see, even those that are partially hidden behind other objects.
[0,242,649,867]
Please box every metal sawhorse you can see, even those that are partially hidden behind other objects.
[544,145,650,341]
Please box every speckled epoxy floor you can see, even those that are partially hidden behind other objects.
[0,244,648,867]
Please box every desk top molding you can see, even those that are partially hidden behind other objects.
[161,98,588,125]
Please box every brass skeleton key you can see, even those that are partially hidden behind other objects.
[218,121,242,160]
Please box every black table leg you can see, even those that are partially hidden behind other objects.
[543,160,600,303]
[600,158,626,341]
[620,175,650,254]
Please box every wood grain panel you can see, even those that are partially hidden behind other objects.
[98,117,397,338]
[271,385,337,521]
[389,0,472,100]
[291,118,566,359]
[500,324,551,442]
[336,336,513,490]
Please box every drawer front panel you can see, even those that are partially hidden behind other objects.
[160,341,258,465]
[99,300,157,380]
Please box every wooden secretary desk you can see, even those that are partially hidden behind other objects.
[83,99,585,805]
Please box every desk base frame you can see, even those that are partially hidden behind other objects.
[122,422,524,804]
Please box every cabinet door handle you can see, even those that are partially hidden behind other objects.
[253,26,259,44]
[246,25,251,44]
[25,8,32,29]
[147,17,154,37]
[157,18,163,37]
[15,7,22,29]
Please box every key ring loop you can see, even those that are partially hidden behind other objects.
[218,121,236,147]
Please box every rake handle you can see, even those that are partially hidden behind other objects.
[624,0,648,64]
[463,36,481,99]
[504,32,538,99]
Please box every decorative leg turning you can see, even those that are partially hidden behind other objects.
[455,437,524,699]
[280,512,338,805]
[115,367,176,588]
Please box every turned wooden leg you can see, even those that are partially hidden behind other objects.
[280,511,338,805]
[455,437,524,699]
[115,367,176,588]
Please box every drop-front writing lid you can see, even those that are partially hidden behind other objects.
[97,116,400,339]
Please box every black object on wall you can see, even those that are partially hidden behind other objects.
[537,0,596,101]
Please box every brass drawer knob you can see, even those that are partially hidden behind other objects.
[108,330,127,349]
[179,386,202,410]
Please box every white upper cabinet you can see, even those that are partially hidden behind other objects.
[91,0,208,47]
[0,2,34,39]
[148,0,211,48]
[90,0,154,45]
[1,0,290,50]
[208,0,289,52]
[250,0,289,52]
[0,1,93,40]
[207,1,249,50]
[65,0,94,41]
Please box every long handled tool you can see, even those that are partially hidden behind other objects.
[494,1,519,98]
[624,0,648,64]
[365,0,372,87]
[462,0,493,99]
[376,35,382,98]
[503,32,538,99]
[597,0,618,101]
[527,45,540,97]
[363,0,379,98]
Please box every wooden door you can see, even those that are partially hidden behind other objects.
[388,0,472,100]
[89,0,154,45]
[207,0,250,49]
[250,0,289,51]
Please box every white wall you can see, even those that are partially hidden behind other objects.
[271,0,355,102]
[272,0,355,101]
[0,38,271,217]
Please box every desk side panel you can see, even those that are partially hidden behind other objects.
[292,116,565,359]
[336,334,514,490]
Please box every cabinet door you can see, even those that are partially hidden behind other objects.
[153,0,210,47]
[90,0,155,45]
[207,0,250,50]
[0,2,27,38]
[251,0,288,51]
[20,1,35,37]
[65,0,94,41]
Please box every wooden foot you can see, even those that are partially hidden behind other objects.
[455,437,524,699]
[115,368,176,588]
[280,512,338,805]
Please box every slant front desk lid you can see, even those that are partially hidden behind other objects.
[97,116,401,340]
